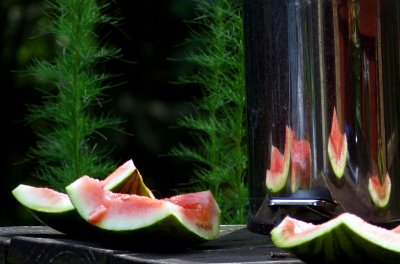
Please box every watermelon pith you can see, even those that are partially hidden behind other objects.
[266,126,292,193]
[328,107,348,179]
[65,175,220,245]
[368,172,391,208]
[271,213,400,263]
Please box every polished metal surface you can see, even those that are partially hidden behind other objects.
[244,0,400,232]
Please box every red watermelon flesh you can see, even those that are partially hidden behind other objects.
[328,107,348,179]
[72,177,169,228]
[291,138,311,192]
[269,146,284,173]
[66,175,221,242]
[101,159,136,186]
[266,126,292,193]
[392,225,400,234]
[329,108,343,155]
[164,191,220,231]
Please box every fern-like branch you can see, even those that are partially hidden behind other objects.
[171,0,247,224]
[25,0,124,191]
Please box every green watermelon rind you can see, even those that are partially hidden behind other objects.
[27,209,103,237]
[271,213,400,263]
[266,126,292,193]
[100,215,212,246]
[327,133,348,180]
[70,200,220,244]
[368,173,391,209]
[67,213,217,248]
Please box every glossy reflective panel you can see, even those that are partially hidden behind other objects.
[244,0,400,233]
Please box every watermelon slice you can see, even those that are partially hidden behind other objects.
[12,159,153,235]
[368,172,391,208]
[11,184,91,235]
[266,126,292,193]
[271,212,400,263]
[65,175,221,246]
[12,185,74,213]
[328,107,348,179]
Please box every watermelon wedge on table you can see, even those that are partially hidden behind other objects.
[65,175,221,246]
[271,213,400,264]
[12,159,153,235]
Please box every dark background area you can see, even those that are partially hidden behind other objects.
[1,0,202,225]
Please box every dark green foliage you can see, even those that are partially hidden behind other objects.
[25,0,124,191]
[171,0,247,224]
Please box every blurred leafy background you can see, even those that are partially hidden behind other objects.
[1,0,247,225]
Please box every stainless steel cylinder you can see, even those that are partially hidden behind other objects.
[244,0,400,234]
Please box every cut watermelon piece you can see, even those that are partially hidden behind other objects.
[12,159,153,235]
[12,184,93,234]
[266,126,292,193]
[290,137,311,193]
[328,107,348,179]
[271,213,400,263]
[65,175,220,246]
[368,172,391,208]
[12,185,74,213]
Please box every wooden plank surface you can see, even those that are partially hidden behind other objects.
[0,225,303,264]
[0,226,62,264]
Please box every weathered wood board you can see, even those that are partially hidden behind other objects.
[0,225,303,264]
